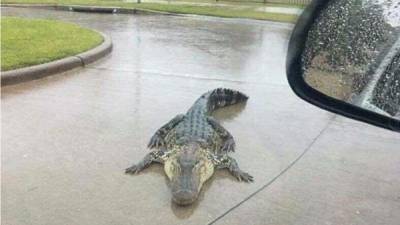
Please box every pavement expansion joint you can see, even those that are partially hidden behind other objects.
[74,55,86,67]
[207,116,337,225]
[84,66,291,87]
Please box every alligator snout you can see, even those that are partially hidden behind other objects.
[172,190,198,205]
[170,173,199,205]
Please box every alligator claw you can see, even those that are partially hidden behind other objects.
[221,139,235,152]
[233,171,253,182]
[148,135,165,149]
[125,165,142,174]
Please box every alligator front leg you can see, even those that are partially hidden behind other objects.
[148,114,185,149]
[125,150,165,174]
[207,117,235,152]
[216,155,253,182]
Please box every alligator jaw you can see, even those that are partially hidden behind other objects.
[164,144,215,205]
[172,189,198,205]
[169,165,201,206]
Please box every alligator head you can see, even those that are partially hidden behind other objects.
[164,143,215,205]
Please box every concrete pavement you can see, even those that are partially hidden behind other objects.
[1,7,399,225]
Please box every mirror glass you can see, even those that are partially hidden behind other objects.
[302,0,400,119]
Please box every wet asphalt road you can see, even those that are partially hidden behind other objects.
[2,7,400,225]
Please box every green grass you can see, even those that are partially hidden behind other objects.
[0,0,306,8]
[1,17,103,71]
[0,0,301,22]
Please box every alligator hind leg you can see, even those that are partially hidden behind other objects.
[125,150,164,174]
[148,114,185,149]
[216,155,253,182]
[207,117,235,152]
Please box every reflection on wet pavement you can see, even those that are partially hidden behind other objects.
[2,7,399,225]
[2,7,293,85]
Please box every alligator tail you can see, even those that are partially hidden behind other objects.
[203,88,248,113]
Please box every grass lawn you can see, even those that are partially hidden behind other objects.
[0,0,302,22]
[1,17,103,71]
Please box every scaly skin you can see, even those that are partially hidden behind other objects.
[126,88,253,205]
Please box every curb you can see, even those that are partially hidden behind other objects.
[65,5,177,16]
[1,4,180,16]
[1,32,112,86]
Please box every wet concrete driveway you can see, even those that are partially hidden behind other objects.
[2,7,400,225]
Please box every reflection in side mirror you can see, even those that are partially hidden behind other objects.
[287,0,400,131]
[303,0,400,118]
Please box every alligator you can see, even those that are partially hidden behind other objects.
[125,88,253,205]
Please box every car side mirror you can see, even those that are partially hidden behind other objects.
[287,0,400,131]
